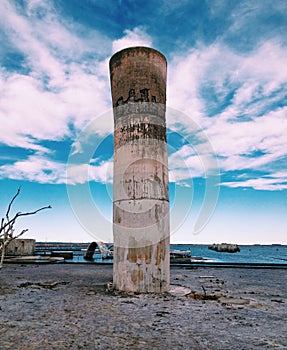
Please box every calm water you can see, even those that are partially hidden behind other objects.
[39,243,287,265]
[173,244,287,265]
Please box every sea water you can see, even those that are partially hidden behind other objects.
[45,243,287,265]
[171,244,287,265]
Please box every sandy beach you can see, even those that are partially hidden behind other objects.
[0,263,286,349]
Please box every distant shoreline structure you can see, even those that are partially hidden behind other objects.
[35,242,285,248]
[4,241,287,267]
[208,243,240,253]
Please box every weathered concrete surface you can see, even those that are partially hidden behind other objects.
[0,264,287,349]
[4,238,35,256]
[110,47,170,293]
[110,47,167,107]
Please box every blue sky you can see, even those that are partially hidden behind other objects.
[0,0,286,244]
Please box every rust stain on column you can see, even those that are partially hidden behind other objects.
[110,47,170,293]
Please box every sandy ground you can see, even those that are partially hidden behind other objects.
[0,263,287,350]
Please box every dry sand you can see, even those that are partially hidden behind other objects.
[0,263,287,349]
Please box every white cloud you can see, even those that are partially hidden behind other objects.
[222,177,287,191]
[65,159,113,185]
[206,107,287,171]
[0,154,113,185]
[169,145,205,181]
[0,0,65,84]
[112,27,153,54]
[167,40,287,190]
[0,155,66,184]
[167,47,207,123]
[168,41,287,119]
[0,1,286,192]
[0,0,110,81]
[0,0,112,152]
[222,170,287,191]
[0,74,67,146]
[0,4,156,186]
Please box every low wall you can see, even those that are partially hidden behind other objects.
[5,239,35,256]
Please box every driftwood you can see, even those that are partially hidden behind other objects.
[0,187,51,268]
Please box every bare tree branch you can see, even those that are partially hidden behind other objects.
[13,229,29,241]
[0,188,51,268]
[1,205,52,236]
[6,187,20,220]
[14,205,52,218]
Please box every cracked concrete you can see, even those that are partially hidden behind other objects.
[0,264,286,349]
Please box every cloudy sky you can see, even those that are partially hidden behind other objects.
[0,0,286,244]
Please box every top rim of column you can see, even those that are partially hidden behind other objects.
[109,46,166,66]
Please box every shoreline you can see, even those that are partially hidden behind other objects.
[4,256,287,269]
[1,263,286,349]
[33,242,287,265]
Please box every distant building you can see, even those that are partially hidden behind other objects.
[5,239,35,256]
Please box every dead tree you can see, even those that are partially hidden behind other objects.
[0,188,51,268]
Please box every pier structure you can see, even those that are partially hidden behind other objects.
[109,47,170,292]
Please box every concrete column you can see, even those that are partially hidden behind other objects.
[110,47,170,293]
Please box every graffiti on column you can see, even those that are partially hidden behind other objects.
[116,88,157,106]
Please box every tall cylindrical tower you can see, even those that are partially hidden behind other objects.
[110,47,170,293]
